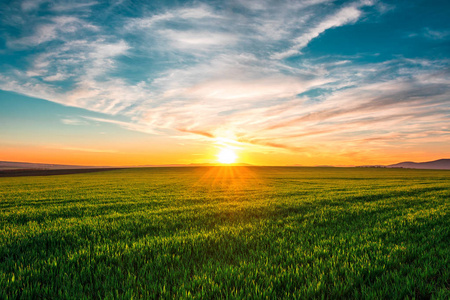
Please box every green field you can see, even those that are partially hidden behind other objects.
[1,167,449,299]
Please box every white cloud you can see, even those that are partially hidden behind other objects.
[44,73,69,81]
[21,0,47,11]
[82,116,160,135]
[160,29,238,50]
[50,1,99,12]
[61,118,89,125]
[423,28,450,40]
[272,5,364,59]
[9,16,99,47]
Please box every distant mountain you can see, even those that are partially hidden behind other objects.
[387,159,450,170]
[0,161,102,170]
[0,161,254,170]
[3,159,449,171]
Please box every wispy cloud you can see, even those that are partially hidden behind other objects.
[61,117,89,125]
[8,16,99,48]
[82,116,160,135]
[272,3,369,59]
[50,1,99,12]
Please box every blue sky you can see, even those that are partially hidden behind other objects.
[0,0,449,165]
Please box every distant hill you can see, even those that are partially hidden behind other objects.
[0,161,254,170]
[0,161,101,170]
[3,159,449,171]
[387,159,450,170]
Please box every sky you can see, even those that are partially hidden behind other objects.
[0,0,449,166]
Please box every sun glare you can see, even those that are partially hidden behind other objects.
[217,148,237,164]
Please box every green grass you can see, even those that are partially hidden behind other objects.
[1,167,449,299]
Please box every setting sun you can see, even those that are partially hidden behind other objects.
[217,148,237,164]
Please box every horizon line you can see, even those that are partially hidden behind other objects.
[1,158,450,170]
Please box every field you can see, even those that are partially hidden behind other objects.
[1,167,449,299]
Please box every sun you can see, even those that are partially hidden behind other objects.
[217,148,237,164]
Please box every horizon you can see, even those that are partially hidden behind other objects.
[1,158,450,169]
[1,0,449,166]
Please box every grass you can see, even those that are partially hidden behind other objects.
[0,167,449,299]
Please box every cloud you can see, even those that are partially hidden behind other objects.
[272,3,369,59]
[50,1,99,12]
[61,117,89,125]
[159,29,238,50]
[127,5,221,29]
[44,73,68,82]
[422,28,450,40]
[82,116,160,135]
[21,0,46,11]
[9,16,99,48]
[177,128,215,138]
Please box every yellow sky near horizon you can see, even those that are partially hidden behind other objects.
[1,138,447,167]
